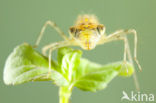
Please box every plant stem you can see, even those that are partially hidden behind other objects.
[59,86,72,103]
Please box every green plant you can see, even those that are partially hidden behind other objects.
[3,43,134,103]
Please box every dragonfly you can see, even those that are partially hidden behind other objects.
[34,14,142,90]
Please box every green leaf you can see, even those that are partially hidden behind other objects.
[74,59,134,92]
[3,44,134,93]
[3,43,68,86]
[58,47,82,82]
[57,47,73,65]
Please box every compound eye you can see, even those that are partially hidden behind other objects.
[69,27,79,38]
[69,27,76,34]
[96,24,105,35]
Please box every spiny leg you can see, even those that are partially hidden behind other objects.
[34,20,69,48]
[103,29,142,71]
[98,29,141,91]
[124,37,140,91]
[119,37,129,74]
[42,40,75,77]
[101,36,129,74]
[131,30,142,71]
[48,48,52,77]
[115,36,140,91]
[42,42,61,56]
[47,42,67,77]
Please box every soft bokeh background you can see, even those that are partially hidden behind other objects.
[0,0,156,103]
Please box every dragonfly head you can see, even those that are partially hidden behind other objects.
[69,24,105,50]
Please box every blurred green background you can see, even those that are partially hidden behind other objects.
[0,0,156,103]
